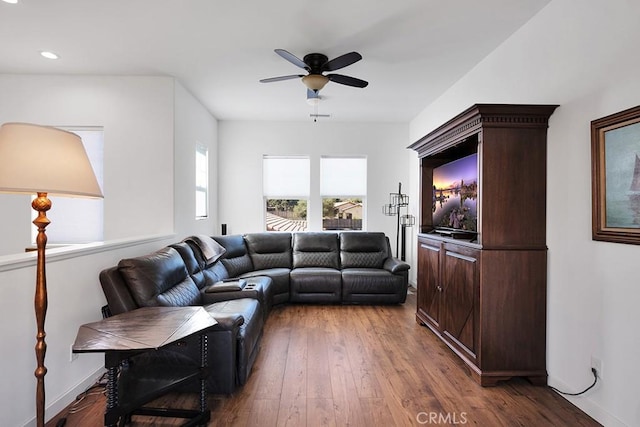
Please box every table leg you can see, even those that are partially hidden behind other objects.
[200,334,208,414]
[104,364,119,427]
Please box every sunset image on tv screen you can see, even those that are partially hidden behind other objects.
[432,153,478,231]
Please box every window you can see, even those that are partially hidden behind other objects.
[195,143,208,219]
[32,127,104,244]
[263,156,309,231]
[320,156,367,231]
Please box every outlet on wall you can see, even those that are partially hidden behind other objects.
[69,344,78,362]
[590,356,603,380]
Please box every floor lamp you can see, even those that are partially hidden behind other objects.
[0,123,103,427]
[382,182,415,261]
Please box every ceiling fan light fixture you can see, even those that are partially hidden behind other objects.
[302,74,329,91]
[306,89,320,106]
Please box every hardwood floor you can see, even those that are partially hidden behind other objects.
[48,291,601,426]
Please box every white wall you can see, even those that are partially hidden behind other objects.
[0,238,177,427]
[218,121,410,250]
[408,1,640,425]
[0,75,219,426]
[0,75,176,256]
[173,82,219,238]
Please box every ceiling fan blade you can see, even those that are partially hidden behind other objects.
[275,49,308,69]
[260,74,304,83]
[322,52,362,72]
[327,74,368,88]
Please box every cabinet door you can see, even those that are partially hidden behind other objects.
[416,238,441,330]
[441,245,480,361]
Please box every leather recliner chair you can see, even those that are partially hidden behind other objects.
[99,246,264,394]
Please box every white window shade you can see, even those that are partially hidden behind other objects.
[263,156,310,197]
[320,156,367,196]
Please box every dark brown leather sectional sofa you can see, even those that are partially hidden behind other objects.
[99,231,410,395]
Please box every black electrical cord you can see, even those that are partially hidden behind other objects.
[550,368,598,396]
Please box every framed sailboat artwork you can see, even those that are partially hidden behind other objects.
[592,105,640,244]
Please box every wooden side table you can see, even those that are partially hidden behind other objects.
[73,306,218,427]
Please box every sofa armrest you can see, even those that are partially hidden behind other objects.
[383,257,410,274]
[204,307,245,330]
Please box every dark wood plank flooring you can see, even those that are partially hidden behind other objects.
[48,291,601,426]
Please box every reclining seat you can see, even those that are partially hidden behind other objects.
[242,233,293,305]
[100,246,263,393]
[213,234,291,306]
[175,236,274,321]
[290,232,342,303]
[339,232,410,304]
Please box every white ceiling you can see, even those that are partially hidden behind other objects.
[0,0,551,122]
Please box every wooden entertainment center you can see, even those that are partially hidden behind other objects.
[409,104,558,386]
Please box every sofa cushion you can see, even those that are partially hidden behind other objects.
[340,232,389,269]
[341,268,407,304]
[341,268,405,293]
[118,247,201,307]
[244,233,292,270]
[201,276,274,321]
[290,267,342,303]
[290,268,342,294]
[156,280,202,307]
[213,235,254,277]
[202,262,231,286]
[292,232,340,269]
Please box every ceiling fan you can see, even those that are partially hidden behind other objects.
[260,49,368,92]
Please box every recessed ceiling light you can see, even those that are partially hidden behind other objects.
[2,0,19,4]
[40,51,59,60]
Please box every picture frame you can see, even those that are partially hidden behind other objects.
[591,105,640,244]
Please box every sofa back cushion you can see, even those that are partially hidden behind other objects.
[339,232,389,269]
[179,239,231,285]
[244,233,293,270]
[213,235,254,277]
[170,241,206,289]
[99,267,139,315]
[293,232,340,269]
[118,247,201,307]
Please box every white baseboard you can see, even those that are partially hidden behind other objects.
[548,374,627,427]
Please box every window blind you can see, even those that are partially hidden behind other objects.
[320,156,367,196]
[263,156,310,197]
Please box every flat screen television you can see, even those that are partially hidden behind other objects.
[432,153,478,233]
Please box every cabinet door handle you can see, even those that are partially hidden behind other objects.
[420,244,438,252]
[436,285,443,292]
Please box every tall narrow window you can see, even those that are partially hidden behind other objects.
[195,143,208,219]
[32,127,104,245]
[320,156,367,231]
[263,156,309,232]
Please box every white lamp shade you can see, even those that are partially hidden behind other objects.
[0,123,103,198]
